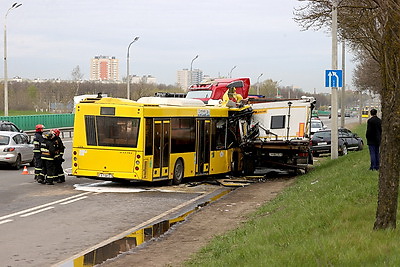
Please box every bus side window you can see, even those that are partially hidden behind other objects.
[171,118,196,153]
[211,119,227,150]
[145,118,153,155]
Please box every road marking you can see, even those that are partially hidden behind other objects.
[0,192,92,221]
[60,196,88,205]
[20,206,54,217]
[0,219,13,225]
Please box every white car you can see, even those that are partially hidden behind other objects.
[0,131,34,169]
[310,119,327,135]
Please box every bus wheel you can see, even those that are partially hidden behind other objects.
[172,159,184,185]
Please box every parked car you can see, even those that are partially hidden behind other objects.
[310,128,364,157]
[0,131,34,169]
[310,119,327,135]
[0,121,23,132]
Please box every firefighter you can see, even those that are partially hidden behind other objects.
[40,131,58,185]
[52,129,65,183]
[33,124,45,183]
[222,86,243,107]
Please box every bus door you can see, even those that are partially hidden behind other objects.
[196,119,211,175]
[153,120,170,178]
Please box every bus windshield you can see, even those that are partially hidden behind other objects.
[85,115,140,148]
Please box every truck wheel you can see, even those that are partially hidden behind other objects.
[243,158,255,176]
[172,159,184,185]
[308,151,314,165]
[231,152,241,177]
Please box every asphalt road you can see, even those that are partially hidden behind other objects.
[0,139,225,267]
[319,115,361,129]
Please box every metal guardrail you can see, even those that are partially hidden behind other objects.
[0,113,74,131]
[25,127,74,140]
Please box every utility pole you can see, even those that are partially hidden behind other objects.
[341,41,345,128]
[359,90,363,125]
[331,0,339,159]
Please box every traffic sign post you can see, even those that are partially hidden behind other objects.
[325,70,343,87]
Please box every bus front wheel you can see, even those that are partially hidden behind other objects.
[172,159,184,185]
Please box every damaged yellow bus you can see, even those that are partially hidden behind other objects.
[72,97,249,184]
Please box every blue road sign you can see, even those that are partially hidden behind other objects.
[325,70,343,87]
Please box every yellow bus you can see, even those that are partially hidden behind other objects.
[362,106,379,118]
[361,107,369,118]
[72,97,249,184]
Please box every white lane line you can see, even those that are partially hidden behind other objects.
[59,196,88,205]
[0,192,92,221]
[0,219,13,225]
[20,206,54,217]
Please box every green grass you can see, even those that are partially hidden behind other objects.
[187,124,400,266]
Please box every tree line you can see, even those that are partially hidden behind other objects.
[0,77,366,114]
[0,81,180,113]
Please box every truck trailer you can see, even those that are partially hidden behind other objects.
[240,97,315,174]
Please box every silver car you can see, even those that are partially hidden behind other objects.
[0,131,34,169]
[310,119,327,135]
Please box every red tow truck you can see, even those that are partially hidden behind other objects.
[186,77,250,102]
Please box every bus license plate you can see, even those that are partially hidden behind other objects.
[98,173,113,178]
[269,153,283,157]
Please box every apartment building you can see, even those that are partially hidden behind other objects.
[177,68,203,90]
[90,56,119,81]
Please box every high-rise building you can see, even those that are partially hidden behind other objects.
[177,68,203,90]
[90,56,119,81]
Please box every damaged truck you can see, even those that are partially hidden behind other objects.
[239,96,316,175]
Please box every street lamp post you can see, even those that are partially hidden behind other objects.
[126,36,139,100]
[4,2,22,116]
[189,55,198,86]
[229,65,237,78]
[256,73,263,95]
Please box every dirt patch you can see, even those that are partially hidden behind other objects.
[100,177,295,267]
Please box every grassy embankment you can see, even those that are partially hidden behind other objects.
[188,123,400,266]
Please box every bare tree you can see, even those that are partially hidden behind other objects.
[71,65,84,95]
[295,0,400,230]
[256,79,280,97]
[353,51,381,93]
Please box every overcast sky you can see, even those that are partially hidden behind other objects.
[4,0,354,93]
